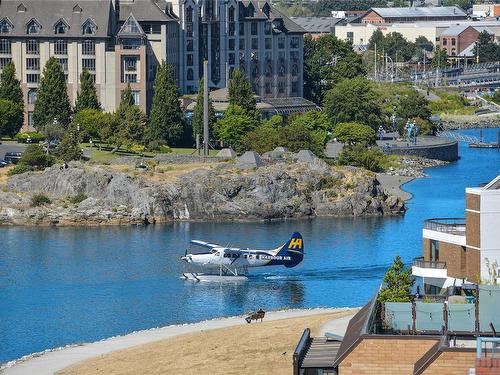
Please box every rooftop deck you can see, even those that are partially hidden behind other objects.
[423,218,466,236]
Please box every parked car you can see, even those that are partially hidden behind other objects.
[0,159,7,168]
[4,152,22,164]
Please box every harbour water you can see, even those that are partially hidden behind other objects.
[0,128,499,364]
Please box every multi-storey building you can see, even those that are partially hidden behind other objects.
[412,175,500,294]
[172,0,305,97]
[0,0,305,129]
[0,0,179,128]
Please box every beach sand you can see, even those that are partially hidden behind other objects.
[376,173,414,201]
[1,308,355,375]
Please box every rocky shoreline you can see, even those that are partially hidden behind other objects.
[386,156,448,178]
[441,114,499,130]
[0,160,405,226]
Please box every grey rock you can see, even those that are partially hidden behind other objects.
[236,151,263,168]
[216,148,237,158]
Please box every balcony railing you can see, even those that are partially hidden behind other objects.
[423,218,466,235]
[413,256,447,269]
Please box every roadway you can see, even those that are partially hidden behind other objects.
[0,141,27,160]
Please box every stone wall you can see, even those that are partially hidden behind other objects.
[383,141,458,162]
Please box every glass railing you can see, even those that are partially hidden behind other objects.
[423,218,466,235]
[413,256,447,269]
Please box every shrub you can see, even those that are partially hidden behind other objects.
[337,144,388,172]
[7,163,32,175]
[20,144,55,168]
[31,194,52,207]
[68,193,87,204]
[15,132,45,143]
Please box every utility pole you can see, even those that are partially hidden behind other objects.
[203,60,209,160]
[374,43,377,81]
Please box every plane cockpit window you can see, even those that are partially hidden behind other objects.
[224,253,231,258]
[215,251,220,256]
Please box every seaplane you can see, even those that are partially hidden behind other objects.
[180,232,304,282]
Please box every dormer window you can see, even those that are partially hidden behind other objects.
[0,18,13,33]
[17,3,27,12]
[262,3,270,18]
[54,20,69,34]
[82,20,96,35]
[247,3,254,17]
[27,19,41,34]
[73,4,82,13]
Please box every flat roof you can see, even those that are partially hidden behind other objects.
[371,6,467,19]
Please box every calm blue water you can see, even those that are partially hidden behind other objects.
[1,128,499,363]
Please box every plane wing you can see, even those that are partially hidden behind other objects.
[189,240,221,249]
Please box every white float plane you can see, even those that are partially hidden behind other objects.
[181,232,304,282]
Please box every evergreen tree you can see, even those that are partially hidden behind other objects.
[431,48,449,69]
[228,69,257,116]
[378,256,414,303]
[0,61,23,107]
[192,78,216,140]
[149,61,184,145]
[117,83,134,116]
[56,122,82,161]
[33,57,71,129]
[474,31,500,63]
[75,69,100,113]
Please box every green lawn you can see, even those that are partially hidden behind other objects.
[170,148,219,156]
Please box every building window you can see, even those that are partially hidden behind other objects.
[239,22,244,35]
[55,20,68,34]
[82,58,95,71]
[54,40,68,55]
[186,68,193,80]
[291,50,299,62]
[442,38,447,46]
[228,6,235,22]
[291,64,298,76]
[82,20,96,35]
[57,58,68,75]
[239,38,244,50]
[28,111,34,127]
[278,81,284,93]
[82,40,95,55]
[26,57,39,70]
[186,23,193,38]
[27,89,37,104]
[0,57,11,69]
[186,6,193,23]
[291,81,298,94]
[26,73,39,83]
[228,23,235,36]
[264,22,271,35]
[228,52,235,65]
[251,22,257,36]
[186,54,193,66]
[278,64,285,77]
[278,37,284,49]
[27,20,40,34]
[347,32,353,43]
[290,36,299,48]
[251,38,258,50]
[186,39,193,51]
[122,56,138,83]
[131,90,140,105]
[265,38,271,50]
[0,39,11,54]
[451,38,456,46]
[265,82,271,94]
[26,40,39,54]
[430,240,440,262]
[141,24,161,34]
[0,19,13,33]
[229,39,235,51]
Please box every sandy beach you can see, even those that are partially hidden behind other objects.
[1,308,356,375]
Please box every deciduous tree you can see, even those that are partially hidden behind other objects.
[431,48,449,69]
[214,104,258,151]
[0,99,24,138]
[474,30,500,63]
[324,77,384,129]
[332,122,376,145]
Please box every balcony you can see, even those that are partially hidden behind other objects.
[412,256,447,278]
[423,218,466,236]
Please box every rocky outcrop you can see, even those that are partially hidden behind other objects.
[1,161,405,225]
[441,114,500,130]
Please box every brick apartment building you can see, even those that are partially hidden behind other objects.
[439,25,493,56]
[360,6,467,24]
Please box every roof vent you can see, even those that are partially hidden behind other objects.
[73,4,83,13]
[17,3,27,12]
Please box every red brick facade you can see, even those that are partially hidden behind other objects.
[439,27,483,56]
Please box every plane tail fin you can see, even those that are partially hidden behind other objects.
[278,232,304,267]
